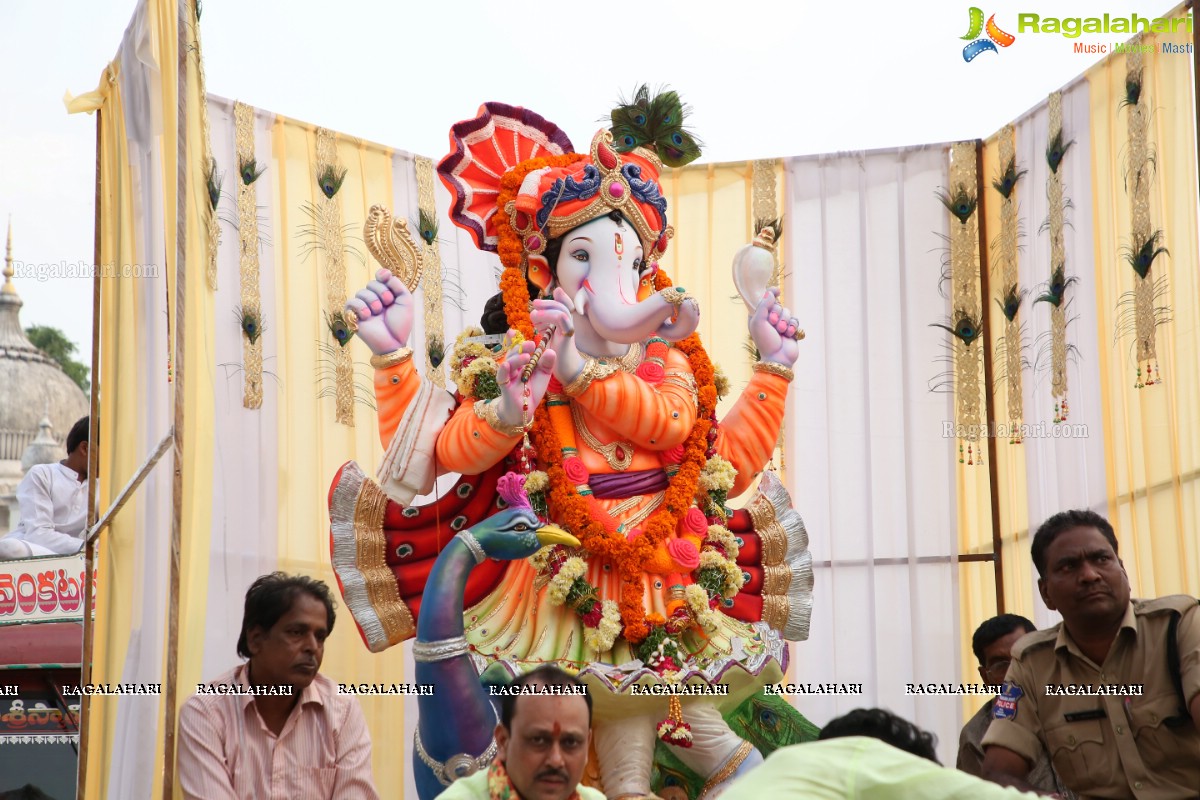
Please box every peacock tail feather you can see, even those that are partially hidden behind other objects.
[727,690,822,756]
[996,284,1027,322]
[610,84,703,168]
[936,184,978,225]
[205,158,222,211]
[416,208,439,246]
[1046,129,1074,174]
[239,156,266,186]
[930,309,984,347]
[992,158,1027,199]
[1034,264,1078,307]
[317,164,348,199]
[1122,229,1168,279]
[235,306,263,345]
[325,309,354,348]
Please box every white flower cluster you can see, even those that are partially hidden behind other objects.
[684,584,719,632]
[699,455,736,493]
[704,525,740,561]
[583,600,622,653]
[523,470,549,493]
[547,557,586,605]
[699,550,744,598]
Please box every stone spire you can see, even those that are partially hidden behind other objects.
[1,216,15,296]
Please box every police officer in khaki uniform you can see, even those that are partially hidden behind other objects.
[981,510,1200,798]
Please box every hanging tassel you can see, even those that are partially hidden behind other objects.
[958,442,965,464]
[967,443,974,466]
[657,696,693,748]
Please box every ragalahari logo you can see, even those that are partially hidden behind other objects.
[962,7,1016,61]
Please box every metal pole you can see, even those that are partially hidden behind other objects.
[975,140,1006,615]
[161,0,190,793]
[76,104,103,800]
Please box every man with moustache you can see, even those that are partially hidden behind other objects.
[436,666,604,800]
[959,614,1072,797]
[178,573,379,799]
[981,510,1200,798]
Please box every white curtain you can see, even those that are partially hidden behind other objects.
[782,147,965,765]
[1011,79,1109,629]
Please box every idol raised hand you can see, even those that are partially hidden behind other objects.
[493,331,557,428]
[749,287,802,367]
[344,268,414,355]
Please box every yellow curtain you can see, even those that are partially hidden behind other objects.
[662,160,787,426]
[1088,22,1200,596]
[266,116,412,796]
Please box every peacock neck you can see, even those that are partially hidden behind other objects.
[416,536,476,642]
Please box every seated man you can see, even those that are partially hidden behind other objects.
[722,707,1044,799]
[178,573,379,799]
[982,509,1200,797]
[436,666,604,800]
[0,416,90,558]
[960,614,1070,796]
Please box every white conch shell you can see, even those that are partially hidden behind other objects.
[732,227,778,312]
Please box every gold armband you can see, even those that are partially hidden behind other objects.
[563,359,618,397]
[472,399,526,438]
[752,361,795,383]
[370,347,413,370]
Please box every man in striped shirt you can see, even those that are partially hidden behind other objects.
[178,573,380,799]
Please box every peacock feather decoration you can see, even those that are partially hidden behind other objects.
[1122,229,1168,280]
[416,208,439,246]
[205,158,223,211]
[235,306,263,345]
[936,184,978,225]
[992,158,1027,199]
[239,156,266,186]
[996,284,1027,322]
[609,85,703,168]
[326,309,354,348]
[1046,129,1074,174]
[1034,264,1078,308]
[317,164,348,199]
[930,309,983,347]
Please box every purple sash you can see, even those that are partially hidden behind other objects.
[588,469,670,500]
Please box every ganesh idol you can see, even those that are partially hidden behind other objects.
[328,94,814,800]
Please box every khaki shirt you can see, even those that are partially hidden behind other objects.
[981,596,1200,799]
[959,699,1072,797]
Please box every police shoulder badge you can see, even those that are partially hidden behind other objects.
[993,682,1023,720]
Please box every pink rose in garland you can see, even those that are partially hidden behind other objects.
[666,538,700,571]
[562,456,590,485]
[636,361,665,385]
[682,508,708,537]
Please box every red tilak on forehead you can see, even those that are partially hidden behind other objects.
[552,721,561,736]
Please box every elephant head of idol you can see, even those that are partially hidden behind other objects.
[437,106,701,347]
[513,131,700,347]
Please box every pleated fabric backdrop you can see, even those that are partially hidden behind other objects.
[73,0,1198,791]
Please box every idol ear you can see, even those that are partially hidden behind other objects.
[527,254,552,292]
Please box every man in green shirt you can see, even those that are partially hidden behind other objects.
[722,708,1046,799]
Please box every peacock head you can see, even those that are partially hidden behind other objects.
[472,472,579,560]
[470,507,578,561]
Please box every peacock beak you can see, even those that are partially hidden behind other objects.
[536,524,580,548]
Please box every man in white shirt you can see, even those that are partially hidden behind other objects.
[0,417,90,558]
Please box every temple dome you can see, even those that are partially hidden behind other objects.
[0,221,89,463]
